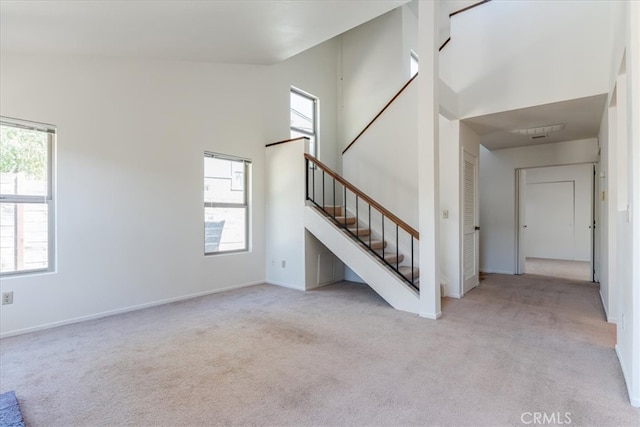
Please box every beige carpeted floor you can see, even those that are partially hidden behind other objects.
[1,274,638,426]
[526,257,592,281]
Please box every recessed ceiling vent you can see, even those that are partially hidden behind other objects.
[509,123,565,138]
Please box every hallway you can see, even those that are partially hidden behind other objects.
[525,257,592,281]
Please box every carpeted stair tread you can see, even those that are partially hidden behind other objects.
[364,240,387,250]
[322,206,343,216]
[376,250,404,265]
[398,266,420,282]
[333,215,356,225]
[347,227,370,237]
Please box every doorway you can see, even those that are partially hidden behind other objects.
[516,164,595,281]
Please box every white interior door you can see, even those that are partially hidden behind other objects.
[525,181,575,260]
[463,151,479,294]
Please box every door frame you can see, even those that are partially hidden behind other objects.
[514,163,596,281]
[461,149,479,295]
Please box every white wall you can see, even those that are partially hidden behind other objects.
[0,37,343,336]
[265,139,306,289]
[440,1,613,118]
[479,139,599,275]
[0,54,271,336]
[264,138,343,290]
[339,6,410,149]
[342,82,418,230]
[439,117,460,297]
[268,38,341,170]
[264,38,343,290]
[606,0,640,408]
[525,164,593,262]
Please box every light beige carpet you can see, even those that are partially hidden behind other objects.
[525,257,592,281]
[0,274,637,426]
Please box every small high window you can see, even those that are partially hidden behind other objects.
[0,117,55,275]
[290,87,318,157]
[204,153,250,254]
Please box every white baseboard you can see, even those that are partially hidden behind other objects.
[0,281,262,339]
[615,345,639,407]
[446,293,462,299]
[480,269,514,275]
[420,311,442,320]
[598,289,614,323]
[265,280,306,291]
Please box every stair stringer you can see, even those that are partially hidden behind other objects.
[304,206,420,314]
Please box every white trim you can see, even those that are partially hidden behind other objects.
[265,280,304,291]
[420,311,442,319]
[480,269,514,275]
[598,289,617,324]
[615,345,640,407]
[0,281,262,339]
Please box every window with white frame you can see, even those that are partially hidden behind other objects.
[204,153,250,254]
[0,118,55,275]
[290,87,318,157]
[410,51,419,77]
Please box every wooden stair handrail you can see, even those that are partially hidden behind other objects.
[342,73,418,156]
[450,0,491,18]
[305,153,419,240]
[339,1,492,155]
[266,136,309,148]
[439,37,451,52]
[441,0,492,51]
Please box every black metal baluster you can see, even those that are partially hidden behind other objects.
[342,186,346,229]
[411,237,415,286]
[355,195,359,241]
[322,170,325,211]
[396,224,399,272]
[305,158,309,200]
[312,162,315,204]
[333,179,336,221]
[368,205,371,248]
[382,215,385,260]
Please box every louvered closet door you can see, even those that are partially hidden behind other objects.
[463,150,479,294]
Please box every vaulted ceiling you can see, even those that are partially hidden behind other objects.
[0,0,409,64]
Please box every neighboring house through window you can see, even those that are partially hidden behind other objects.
[0,117,55,275]
[204,153,250,254]
[290,87,318,157]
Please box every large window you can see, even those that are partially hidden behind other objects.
[0,118,55,275]
[204,153,250,254]
[290,87,318,157]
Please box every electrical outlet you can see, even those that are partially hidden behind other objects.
[281,260,286,268]
[2,292,13,305]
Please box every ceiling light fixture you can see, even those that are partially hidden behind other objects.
[509,123,566,137]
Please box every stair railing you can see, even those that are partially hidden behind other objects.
[305,153,419,290]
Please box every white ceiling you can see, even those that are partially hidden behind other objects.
[0,0,409,64]
[462,94,608,151]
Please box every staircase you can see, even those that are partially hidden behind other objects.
[317,204,420,284]
[304,154,420,314]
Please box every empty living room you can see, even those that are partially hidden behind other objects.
[1,0,639,426]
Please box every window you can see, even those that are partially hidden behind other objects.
[0,117,55,275]
[290,87,318,157]
[410,51,419,77]
[204,153,250,254]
